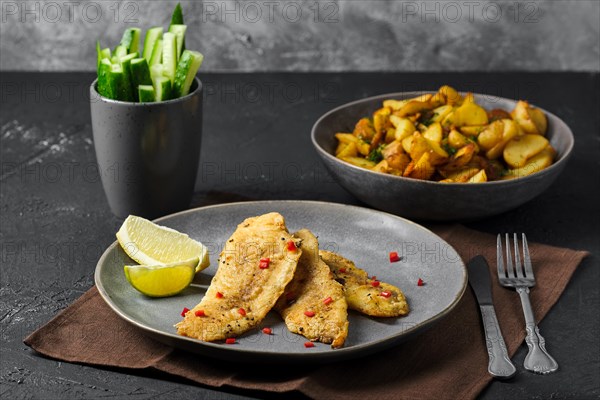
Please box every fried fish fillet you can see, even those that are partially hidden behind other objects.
[176,212,302,341]
[319,250,409,317]
[274,229,348,348]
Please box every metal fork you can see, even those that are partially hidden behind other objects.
[497,233,559,374]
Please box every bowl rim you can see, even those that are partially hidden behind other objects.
[311,91,575,187]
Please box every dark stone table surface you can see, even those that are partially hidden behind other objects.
[1,72,598,399]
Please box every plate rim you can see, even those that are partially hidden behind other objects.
[95,200,468,362]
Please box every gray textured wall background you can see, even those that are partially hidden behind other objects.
[1,0,599,72]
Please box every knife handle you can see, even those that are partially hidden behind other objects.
[480,305,517,379]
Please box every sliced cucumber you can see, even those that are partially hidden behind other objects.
[138,85,156,103]
[169,3,186,52]
[119,52,138,100]
[96,41,102,69]
[170,3,184,25]
[130,58,152,91]
[142,27,163,62]
[109,64,134,102]
[99,48,111,62]
[114,45,127,59]
[96,42,111,73]
[120,27,141,54]
[172,50,204,98]
[149,39,163,66]
[168,24,187,60]
[150,64,164,81]
[153,76,172,101]
[97,58,113,99]
[162,32,177,82]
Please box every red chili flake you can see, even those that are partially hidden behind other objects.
[304,310,316,317]
[323,296,333,305]
[371,280,381,287]
[287,240,297,251]
[238,308,247,316]
[389,251,401,263]
[262,327,272,335]
[180,307,190,317]
[304,342,315,348]
[339,268,347,273]
[225,338,236,345]
[195,310,206,317]
[417,278,425,286]
[216,292,224,299]
[259,257,270,269]
[379,291,392,298]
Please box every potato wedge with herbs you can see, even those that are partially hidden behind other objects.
[503,134,549,168]
[336,142,358,159]
[353,118,375,140]
[467,169,487,183]
[334,85,554,182]
[502,145,556,180]
[341,157,376,169]
[511,101,548,135]
[446,99,489,127]
[448,129,469,149]
[485,119,520,160]
[438,85,462,105]
[423,122,443,143]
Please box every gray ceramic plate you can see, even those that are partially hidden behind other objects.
[95,201,467,363]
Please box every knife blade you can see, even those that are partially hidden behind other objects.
[468,255,516,379]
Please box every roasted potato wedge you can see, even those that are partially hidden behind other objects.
[502,145,556,179]
[503,134,549,168]
[511,100,548,135]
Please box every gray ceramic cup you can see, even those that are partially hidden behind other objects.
[90,78,202,219]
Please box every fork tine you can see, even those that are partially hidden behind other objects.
[497,234,506,279]
[522,233,534,279]
[514,233,525,278]
[505,233,515,278]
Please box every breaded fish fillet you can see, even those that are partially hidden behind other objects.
[319,250,409,317]
[275,230,348,348]
[176,212,301,341]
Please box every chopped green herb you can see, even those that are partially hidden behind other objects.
[367,144,385,163]
[442,143,458,156]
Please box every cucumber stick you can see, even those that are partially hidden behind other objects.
[150,64,164,81]
[142,27,163,62]
[109,64,134,102]
[130,58,152,89]
[168,24,187,60]
[172,50,204,98]
[170,3,184,25]
[138,85,156,103]
[149,39,163,66]
[162,32,177,82]
[169,3,185,52]
[96,42,111,72]
[153,76,172,101]
[120,27,141,54]
[97,59,113,98]
[119,52,138,100]
[114,45,127,59]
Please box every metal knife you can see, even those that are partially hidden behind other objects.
[468,255,517,379]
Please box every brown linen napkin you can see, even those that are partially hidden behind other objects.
[24,225,588,400]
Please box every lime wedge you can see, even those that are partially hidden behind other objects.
[116,215,209,272]
[124,258,197,297]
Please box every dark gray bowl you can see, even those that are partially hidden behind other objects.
[311,92,574,221]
